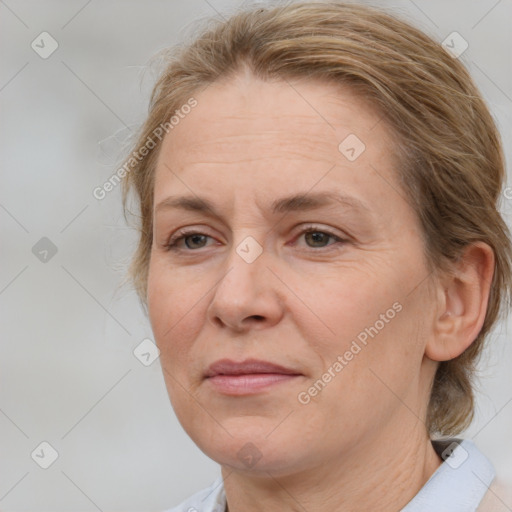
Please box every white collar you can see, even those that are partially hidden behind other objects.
[400,438,495,511]
[166,438,495,512]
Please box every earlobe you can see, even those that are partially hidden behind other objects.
[425,242,495,362]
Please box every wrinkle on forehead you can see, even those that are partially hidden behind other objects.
[160,79,392,171]
[154,74,405,228]
[179,131,341,167]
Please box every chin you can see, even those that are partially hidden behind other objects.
[189,424,314,476]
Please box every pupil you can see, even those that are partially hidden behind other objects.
[186,235,206,248]
[183,232,329,249]
[307,232,327,247]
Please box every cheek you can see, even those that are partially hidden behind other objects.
[146,256,202,361]
[305,301,426,437]
[305,260,428,391]
[296,262,400,343]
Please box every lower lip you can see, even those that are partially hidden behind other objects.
[206,373,301,395]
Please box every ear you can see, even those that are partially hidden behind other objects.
[425,242,495,362]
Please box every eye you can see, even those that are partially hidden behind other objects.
[294,226,346,249]
[165,230,216,251]
[164,225,347,253]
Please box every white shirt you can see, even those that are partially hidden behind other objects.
[163,439,505,512]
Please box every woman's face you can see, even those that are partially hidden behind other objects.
[147,72,438,475]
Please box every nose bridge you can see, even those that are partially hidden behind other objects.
[216,234,266,304]
[207,234,282,330]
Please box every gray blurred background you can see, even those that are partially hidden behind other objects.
[1,0,511,510]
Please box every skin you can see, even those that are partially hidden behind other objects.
[147,69,495,512]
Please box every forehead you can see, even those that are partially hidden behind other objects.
[153,74,404,220]
[150,75,426,253]
[157,74,392,168]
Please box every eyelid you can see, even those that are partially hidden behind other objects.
[164,223,349,252]
[165,227,218,249]
[288,224,348,250]
[291,223,345,240]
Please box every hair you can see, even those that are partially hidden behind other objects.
[121,1,512,436]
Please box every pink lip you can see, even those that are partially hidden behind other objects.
[204,358,303,395]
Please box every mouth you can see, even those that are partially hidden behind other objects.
[204,358,303,395]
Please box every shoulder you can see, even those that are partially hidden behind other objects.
[477,478,512,512]
[161,476,226,512]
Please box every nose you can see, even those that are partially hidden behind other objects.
[206,241,285,332]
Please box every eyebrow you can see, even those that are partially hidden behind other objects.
[154,191,373,219]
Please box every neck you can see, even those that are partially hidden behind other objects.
[221,423,442,512]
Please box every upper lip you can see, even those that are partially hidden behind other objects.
[204,358,302,378]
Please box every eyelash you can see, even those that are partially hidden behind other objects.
[164,225,347,252]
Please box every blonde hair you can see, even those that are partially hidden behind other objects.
[121,1,512,436]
